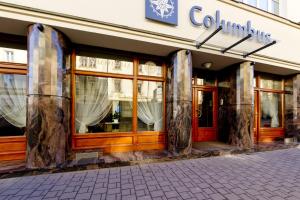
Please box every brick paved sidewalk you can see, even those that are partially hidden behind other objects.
[1,148,300,200]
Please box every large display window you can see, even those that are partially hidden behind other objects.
[72,48,166,152]
[254,73,285,142]
[75,76,133,134]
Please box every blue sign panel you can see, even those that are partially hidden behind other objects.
[145,0,178,26]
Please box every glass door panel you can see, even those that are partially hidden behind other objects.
[193,88,217,142]
[197,91,213,128]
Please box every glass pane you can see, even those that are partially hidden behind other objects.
[0,74,27,136]
[137,81,163,131]
[259,0,268,11]
[198,91,213,127]
[260,92,282,128]
[139,60,163,77]
[193,70,216,86]
[76,55,133,75]
[260,77,282,90]
[271,0,279,15]
[285,93,293,125]
[75,75,133,134]
[247,0,257,7]
[0,47,27,64]
[284,78,293,92]
[196,78,215,86]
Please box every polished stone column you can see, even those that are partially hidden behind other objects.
[218,62,254,149]
[26,24,71,169]
[167,50,192,155]
[285,74,300,141]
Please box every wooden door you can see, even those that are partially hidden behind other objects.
[193,87,218,142]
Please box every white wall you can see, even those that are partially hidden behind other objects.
[285,0,300,23]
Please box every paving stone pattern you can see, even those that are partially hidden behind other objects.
[1,148,300,200]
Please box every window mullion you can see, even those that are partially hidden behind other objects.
[132,58,138,140]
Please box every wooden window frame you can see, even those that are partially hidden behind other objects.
[71,49,167,153]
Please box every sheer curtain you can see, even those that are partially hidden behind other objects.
[137,81,163,131]
[137,101,163,131]
[261,92,279,128]
[0,74,26,128]
[269,93,279,127]
[76,76,112,133]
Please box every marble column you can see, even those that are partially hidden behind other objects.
[285,74,300,141]
[26,24,71,169]
[167,50,192,155]
[218,62,254,149]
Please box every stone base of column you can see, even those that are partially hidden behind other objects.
[26,96,70,169]
[167,101,192,155]
[227,105,253,149]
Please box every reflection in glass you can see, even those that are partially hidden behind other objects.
[284,78,293,92]
[193,69,216,86]
[75,75,133,134]
[260,92,282,128]
[247,0,257,7]
[271,0,279,15]
[259,0,268,11]
[260,77,282,90]
[0,74,27,136]
[198,91,213,127]
[196,78,215,86]
[138,61,162,77]
[137,81,163,131]
[0,47,27,63]
[76,55,133,75]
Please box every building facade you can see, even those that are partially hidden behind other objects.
[0,0,300,169]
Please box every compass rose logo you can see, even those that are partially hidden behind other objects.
[146,0,178,26]
[150,0,175,19]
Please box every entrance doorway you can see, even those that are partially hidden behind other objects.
[192,87,218,142]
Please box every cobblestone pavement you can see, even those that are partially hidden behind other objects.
[1,148,300,200]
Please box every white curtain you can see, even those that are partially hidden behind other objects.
[137,100,163,131]
[269,94,279,127]
[136,81,163,131]
[76,76,112,133]
[261,92,279,128]
[0,74,26,128]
